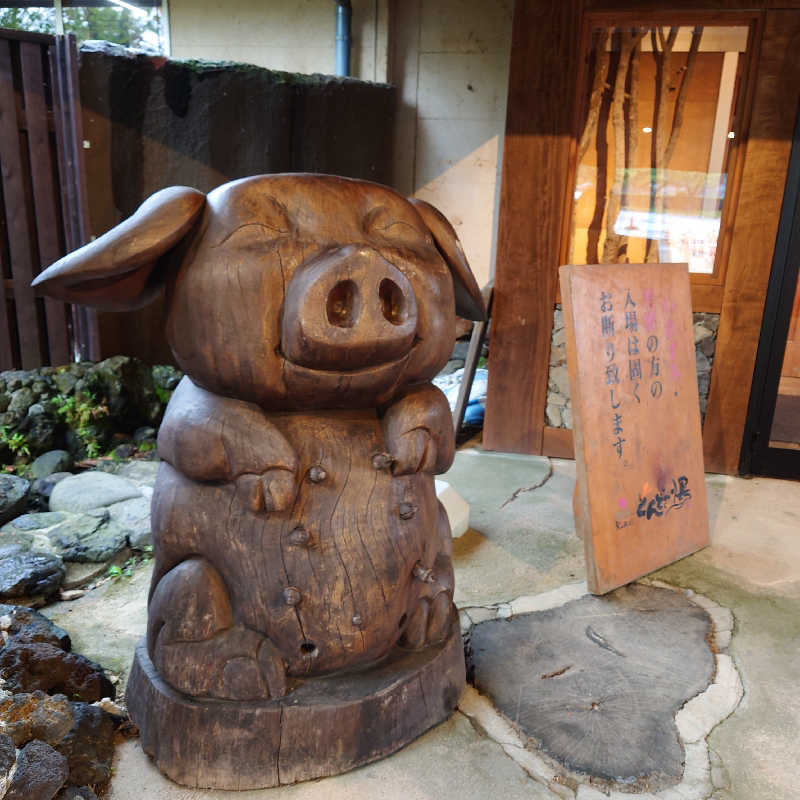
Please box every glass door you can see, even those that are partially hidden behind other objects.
[742,104,800,478]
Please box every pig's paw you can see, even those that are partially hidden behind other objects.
[387,428,437,475]
[236,468,298,512]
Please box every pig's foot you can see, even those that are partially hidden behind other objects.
[148,557,287,700]
[399,553,455,649]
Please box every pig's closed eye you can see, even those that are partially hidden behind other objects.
[364,207,427,247]
[217,222,288,247]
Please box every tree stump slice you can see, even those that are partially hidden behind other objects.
[127,619,465,790]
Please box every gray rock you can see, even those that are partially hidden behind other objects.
[696,350,711,373]
[114,460,160,488]
[0,475,31,525]
[132,426,156,444]
[548,365,571,398]
[17,408,60,455]
[30,451,73,480]
[699,336,717,358]
[7,387,34,419]
[5,738,69,800]
[56,787,99,800]
[548,390,567,408]
[0,691,75,747]
[551,325,566,347]
[694,323,713,343]
[549,342,566,365]
[107,496,152,549]
[0,642,115,702]
[31,472,72,505]
[0,733,14,780]
[53,370,79,396]
[562,406,573,429]
[45,514,128,563]
[49,471,141,513]
[151,364,183,391]
[56,703,117,787]
[4,512,67,532]
[83,356,162,429]
[545,404,562,428]
[0,549,64,600]
[0,603,71,649]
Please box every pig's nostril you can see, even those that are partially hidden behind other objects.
[327,280,360,328]
[379,278,407,326]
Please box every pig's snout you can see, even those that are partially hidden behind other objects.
[281,246,418,371]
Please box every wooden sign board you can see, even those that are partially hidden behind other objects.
[560,263,709,594]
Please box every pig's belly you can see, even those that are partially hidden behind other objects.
[157,410,437,675]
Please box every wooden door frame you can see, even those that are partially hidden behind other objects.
[485,0,800,475]
[740,102,800,477]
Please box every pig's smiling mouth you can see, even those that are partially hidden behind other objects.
[281,348,414,378]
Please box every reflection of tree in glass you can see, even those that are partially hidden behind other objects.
[576,25,704,265]
[645,26,703,262]
[63,7,160,48]
[0,8,55,34]
[0,6,160,49]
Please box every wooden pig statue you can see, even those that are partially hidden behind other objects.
[33,174,485,789]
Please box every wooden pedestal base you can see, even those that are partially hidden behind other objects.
[126,624,466,790]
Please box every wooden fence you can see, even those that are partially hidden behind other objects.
[0,28,96,370]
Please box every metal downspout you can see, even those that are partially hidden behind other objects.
[334,0,351,77]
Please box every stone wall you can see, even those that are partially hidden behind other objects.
[546,305,720,429]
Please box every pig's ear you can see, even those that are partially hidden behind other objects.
[32,186,206,311]
[408,197,486,321]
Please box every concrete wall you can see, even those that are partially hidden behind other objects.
[168,0,390,82]
[166,0,513,290]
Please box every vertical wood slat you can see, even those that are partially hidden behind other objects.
[483,0,583,454]
[703,10,800,473]
[20,41,71,366]
[0,38,45,368]
[50,33,98,362]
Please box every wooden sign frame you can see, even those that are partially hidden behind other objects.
[560,263,709,594]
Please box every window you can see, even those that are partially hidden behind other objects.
[569,24,750,276]
[0,1,168,52]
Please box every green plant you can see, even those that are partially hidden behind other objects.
[137,440,156,453]
[52,392,110,459]
[108,554,148,581]
[0,426,31,459]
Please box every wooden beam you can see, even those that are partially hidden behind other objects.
[703,10,800,473]
[483,0,582,454]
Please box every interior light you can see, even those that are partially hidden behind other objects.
[728,131,735,139]
[642,126,652,134]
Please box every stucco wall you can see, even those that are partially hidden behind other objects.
[167,0,512,290]
[391,0,513,289]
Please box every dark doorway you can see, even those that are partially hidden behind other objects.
[741,104,800,479]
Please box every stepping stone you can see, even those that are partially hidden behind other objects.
[470,584,715,792]
[49,472,141,513]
